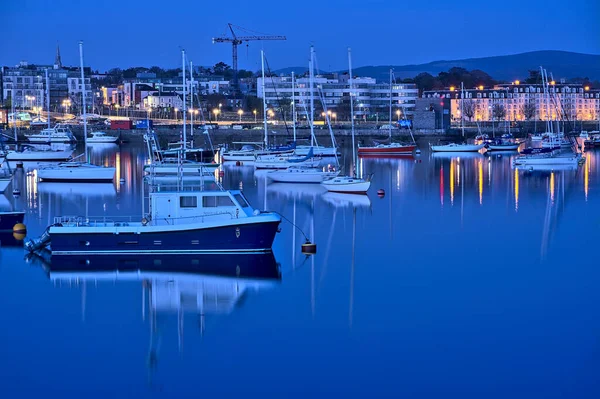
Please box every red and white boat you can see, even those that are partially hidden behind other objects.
[358,142,416,156]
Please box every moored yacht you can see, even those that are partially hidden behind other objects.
[25,123,76,143]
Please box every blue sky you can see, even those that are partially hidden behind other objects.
[1,0,598,72]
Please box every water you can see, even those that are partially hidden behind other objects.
[1,142,600,398]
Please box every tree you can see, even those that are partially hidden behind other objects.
[520,99,536,120]
[524,70,541,84]
[414,72,439,93]
[244,95,264,115]
[462,99,475,121]
[492,103,506,120]
[213,62,231,76]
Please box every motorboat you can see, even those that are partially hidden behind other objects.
[268,166,339,183]
[26,188,281,255]
[530,133,545,142]
[87,131,119,144]
[25,123,76,143]
[512,150,583,166]
[357,142,416,156]
[221,143,261,162]
[37,162,116,182]
[430,142,486,152]
[30,117,48,128]
[143,159,218,179]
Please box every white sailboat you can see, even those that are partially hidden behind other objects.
[37,41,116,183]
[431,82,485,153]
[269,46,340,184]
[322,48,371,194]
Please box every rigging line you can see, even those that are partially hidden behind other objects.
[264,54,291,138]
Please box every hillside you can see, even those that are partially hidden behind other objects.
[275,51,600,81]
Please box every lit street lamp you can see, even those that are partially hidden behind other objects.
[253,109,257,123]
[174,107,179,122]
[213,108,220,122]
[237,109,243,122]
[396,109,401,121]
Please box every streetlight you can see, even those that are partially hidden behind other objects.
[253,109,257,123]
[396,109,401,121]
[237,109,243,122]
[115,103,120,116]
[213,108,220,122]
[332,112,337,123]
[174,107,178,122]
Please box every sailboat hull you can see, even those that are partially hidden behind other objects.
[38,165,116,182]
[6,150,73,161]
[268,169,340,183]
[357,144,416,156]
[430,143,485,152]
[321,178,371,194]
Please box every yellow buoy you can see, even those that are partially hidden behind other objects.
[13,232,26,241]
[13,223,27,234]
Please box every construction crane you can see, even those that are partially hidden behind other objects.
[212,23,286,96]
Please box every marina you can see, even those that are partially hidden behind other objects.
[1,4,599,394]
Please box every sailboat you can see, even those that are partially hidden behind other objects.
[431,82,486,152]
[37,41,116,183]
[322,48,371,194]
[358,69,417,156]
[267,46,340,184]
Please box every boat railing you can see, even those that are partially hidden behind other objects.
[155,211,239,225]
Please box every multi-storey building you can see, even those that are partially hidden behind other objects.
[1,47,92,112]
[257,74,418,118]
[422,82,600,122]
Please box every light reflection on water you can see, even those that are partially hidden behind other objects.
[1,142,599,398]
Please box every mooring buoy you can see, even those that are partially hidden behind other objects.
[301,240,317,255]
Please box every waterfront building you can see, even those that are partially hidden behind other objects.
[1,46,92,113]
[423,82,600,122]
[143,92,183,109]
[257,74,418,119]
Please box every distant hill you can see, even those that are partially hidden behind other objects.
[275,51,600,81]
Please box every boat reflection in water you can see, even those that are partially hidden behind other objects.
[322,192,371,208]
[30,251,281,378]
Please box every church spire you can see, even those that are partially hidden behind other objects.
[54,43,62,69]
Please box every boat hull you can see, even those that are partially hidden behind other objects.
[486,144,522,151]
[512,154,582,166]
[430,143,485,152]
[38,166,116,182]
[6,150,73,161]
[358,144,416,156]
[321,178,371,194]
[294,146,339,157]
[47,218,281,255]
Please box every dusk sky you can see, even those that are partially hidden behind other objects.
[2,0,599,72]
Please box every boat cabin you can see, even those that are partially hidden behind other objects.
[149,189,255,225]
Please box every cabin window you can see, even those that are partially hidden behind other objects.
[180,196,198,208]
[203,196,235,207]
[234,194,249,208]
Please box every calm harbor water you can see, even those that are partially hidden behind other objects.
[1,141,599,398]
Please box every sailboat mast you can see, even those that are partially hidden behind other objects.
[460,82,465,137]
[261,50,268,148]
[388,69,392,141]
[45,69,50,131]
[348,48,356,177]
[79,41,88,160]
[190,60,193,146]
[11,90,17,141]
[182,49,187,156]
[292,71,296,142]
[309,46,315,147]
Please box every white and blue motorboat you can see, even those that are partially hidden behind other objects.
[26,188,281,255]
